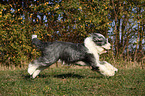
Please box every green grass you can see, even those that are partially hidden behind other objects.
[0,67,145,96]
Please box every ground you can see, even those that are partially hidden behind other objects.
[0,64,145,96]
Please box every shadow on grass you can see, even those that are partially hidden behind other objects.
[22,74,50,80]
[22,73,103,80]
[54,73,84,79]
[87,75,104,79]
[23,75,31,79]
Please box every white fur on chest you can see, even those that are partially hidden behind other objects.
[84,37,104,63]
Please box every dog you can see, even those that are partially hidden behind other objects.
[28,33,118,78]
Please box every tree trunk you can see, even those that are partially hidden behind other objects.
[111,0,119,58]
[134,7,140,62]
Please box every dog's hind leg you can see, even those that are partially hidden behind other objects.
[28,60,40,75]
[28,56,59,78]
[32,66,48,78]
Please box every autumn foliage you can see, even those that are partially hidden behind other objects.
[0,0,144,67]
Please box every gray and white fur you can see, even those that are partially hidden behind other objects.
[28,33,118,78]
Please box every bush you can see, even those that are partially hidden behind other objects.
[0,4,38,66]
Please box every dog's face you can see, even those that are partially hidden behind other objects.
[91,33,111,50]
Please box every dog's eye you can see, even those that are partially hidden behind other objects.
[94,41,103,46]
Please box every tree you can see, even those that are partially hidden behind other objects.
[0,0,145,66]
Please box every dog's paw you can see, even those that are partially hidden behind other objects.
[98,61,118,77]
[28,63,39,75]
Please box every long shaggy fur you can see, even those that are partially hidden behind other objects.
[28,33,118,78]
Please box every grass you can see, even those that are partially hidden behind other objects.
[0,65,145,96]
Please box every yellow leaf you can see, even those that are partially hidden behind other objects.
[79,6,82,10]
[78,17,81,20]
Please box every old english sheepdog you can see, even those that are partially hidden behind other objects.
[28,33,118,78]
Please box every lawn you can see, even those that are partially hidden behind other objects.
[0,66,145,96]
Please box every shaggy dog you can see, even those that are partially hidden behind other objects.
[28,33,118,78]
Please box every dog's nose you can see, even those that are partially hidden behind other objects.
[115,70,118,73]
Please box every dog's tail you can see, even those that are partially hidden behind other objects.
[32,35,44,49]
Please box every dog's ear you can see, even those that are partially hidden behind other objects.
[93,33,105,39]
[89,33,99,37]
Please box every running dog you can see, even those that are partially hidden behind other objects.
[28,33,118,78]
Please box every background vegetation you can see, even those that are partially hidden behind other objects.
[0,0,145,67]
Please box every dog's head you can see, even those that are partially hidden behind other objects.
[90,33,111,54]
[91,33,111,49]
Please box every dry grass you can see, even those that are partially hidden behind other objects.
[1,59,144,71]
